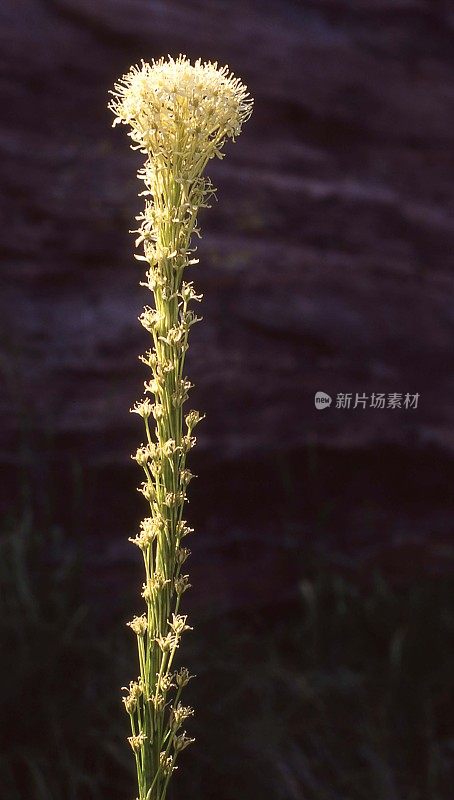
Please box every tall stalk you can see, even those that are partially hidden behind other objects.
[109,56,252,800]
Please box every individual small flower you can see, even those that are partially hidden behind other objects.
[179,469,195,489]
[128,516,159,549]
[176,520,194,539]
[161,439,178,458]
[139,349,158,369]
[132,444,154,466]
[185,410,204,432]
[159,752,176,777]
[176,547,191,566]
[181,282,203,304]
[169,614,192,635]
[122,693,137,714]
[149,454,163,479]
[139,306,163,333]
[144,377,162,395]
[128,732,147,753]
[175,667,194,688]
[161,359,175,374]
[156,633,177,653]
[127,615,148,637]
[164,491,185,509]
[182,310,202,330]
[142,572,169,601]
[174,575,191,596]
[130,398,153,419]
[152,402,164,420]
[138,482,155,502]
[122,680,143,714]
[174,732,195,752]
[171,702,194,730]
[172,378,193,407]
[160,325,186,348]
[157,672,175,693]
[152,693,166,712]
[181,435,196,453]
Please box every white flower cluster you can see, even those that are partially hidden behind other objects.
[109,55,253,167]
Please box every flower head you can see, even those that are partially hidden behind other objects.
[127,614,148,637]
[128,732,147,753]
[109,55,253,168]
[122,679,143,714]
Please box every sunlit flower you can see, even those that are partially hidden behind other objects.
[110,54,252,800]
[109,54,253,165]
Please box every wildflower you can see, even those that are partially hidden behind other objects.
[152,403,164,420]
[176,521,194,539]
[174,575,191,596]
[161,439,178,458]
[172,379,193,407]
[128,732,147,753]
[159,752,176,777]
[132,444,154,466]
[185,410,204,432]
[181,283,203,304]
[153,693,166,712]
[143,377,161,395]
[128,516,159,549]
[123,694,137,714]
[160,325,185,347]
[155,633,177,653]
[181,435,196,454]
[176,547,191,566]
[138,482,155,503]
[157,672,175,693]
[175,667,194,688]
[130,398,153,419]
[127,615,148,637]
[171,702,194,731]
[139,307,163,333]
[183,310,202,329]
[164,491,185,509]
[169,614,192,636]
[179,469,195,489]
[142,572,169,602]
[174,733,195,752]
[110,53,252,800]
[139,349,158,369]
[122,680,143,714]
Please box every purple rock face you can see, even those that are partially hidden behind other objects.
[1,1,453,598]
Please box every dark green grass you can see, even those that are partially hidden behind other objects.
[0,514,452,800]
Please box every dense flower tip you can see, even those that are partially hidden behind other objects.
[109,54,253,158]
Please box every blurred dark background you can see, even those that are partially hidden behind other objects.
[0,1,453,799]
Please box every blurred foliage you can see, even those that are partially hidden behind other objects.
[0,513,452,800]
[0,512,131,800]
[185,563,453,800]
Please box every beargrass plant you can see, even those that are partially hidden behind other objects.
[109,55,252,800]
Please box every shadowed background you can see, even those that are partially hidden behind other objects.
[0,1,453,799]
